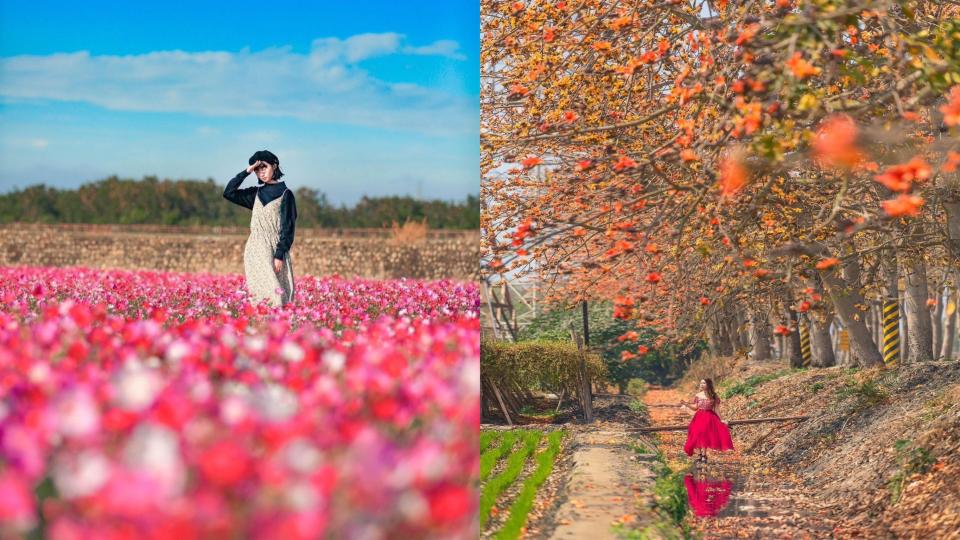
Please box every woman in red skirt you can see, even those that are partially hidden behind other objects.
[680,378,734,463]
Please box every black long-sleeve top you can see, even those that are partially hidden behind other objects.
[223,170,298,260]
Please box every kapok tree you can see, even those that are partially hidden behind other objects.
[481,0,960,367]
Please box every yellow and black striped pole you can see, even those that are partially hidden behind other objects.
[799,321,812,367]
[882,299,900,364]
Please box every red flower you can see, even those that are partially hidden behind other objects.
[786,52,821,78]
[942,151,960,173]
[939,85,960,126]
[429,485,472,525]
[646,272,662,284]
[881,194,924,218]
[718,154,748,198]
[813,115,863,169]
[815,257,840,270]
[521,156,543,169]
[613,156,638,172]
[874,157,932,193]
[613,296,636,319]
[199,441,251,487]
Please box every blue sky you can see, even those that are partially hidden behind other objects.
[0,1,479,205]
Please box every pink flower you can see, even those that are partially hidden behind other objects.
[0,471,36,531]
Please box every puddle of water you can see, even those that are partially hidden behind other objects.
[680,462,787,519]
[684,472,734,517]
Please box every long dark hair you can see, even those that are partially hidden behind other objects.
[703,378,719,402]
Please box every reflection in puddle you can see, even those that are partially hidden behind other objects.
[684,472,733,517]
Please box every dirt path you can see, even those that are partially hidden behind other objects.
[545,395,658,540]
[643,386,838,539]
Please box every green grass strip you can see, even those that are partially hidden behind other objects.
[481,431,521,482]
[721,368,799,399]
[480,430,542,528]
[494,430,565,540]
[481,430,503,453]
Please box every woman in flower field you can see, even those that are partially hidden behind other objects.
[223,150,298,308]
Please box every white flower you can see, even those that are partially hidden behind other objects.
[322,350,346,373]
[285,481,320,511]
[28,363,50,384]
[254,383,299,423]
[283,438,322,474]
[56,388,100,438]
[113,366,163,412]
[280,341,305,363]
[165,340,190,363]
[220,395,250,425]
[245,335,267,352]
[54,450,110,499]
[123,423,185,496]
[397,490,428,521]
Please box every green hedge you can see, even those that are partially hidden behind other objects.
[481,339,607,397]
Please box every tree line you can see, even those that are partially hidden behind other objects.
[0,175,479,229]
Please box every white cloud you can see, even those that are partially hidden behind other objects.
[402,40,466,60]
[0,33,474,135]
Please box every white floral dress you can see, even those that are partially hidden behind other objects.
[244,191,295,307]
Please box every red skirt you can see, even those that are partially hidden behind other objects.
[683,409,734,456]
[684,474,733,517]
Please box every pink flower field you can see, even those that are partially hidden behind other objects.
[0,266,480,539]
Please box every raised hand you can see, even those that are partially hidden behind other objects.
[246,160,263,174]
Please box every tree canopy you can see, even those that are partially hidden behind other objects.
[481,0,960,368]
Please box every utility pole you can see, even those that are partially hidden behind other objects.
[582,300,590,346]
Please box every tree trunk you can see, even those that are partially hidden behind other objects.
[787,308,804,368]
[705,318,720,358]
[569,326,594,422]
[817,266,884,367]
[942,276,959,360]
[734,308,750,351]
[943,296,957,360]
[748,305,772,361]
[944,199,960,263]
[810,312,836,367]
[933,283,946,358]
[900,254,934,362]
[717,315,734,356]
